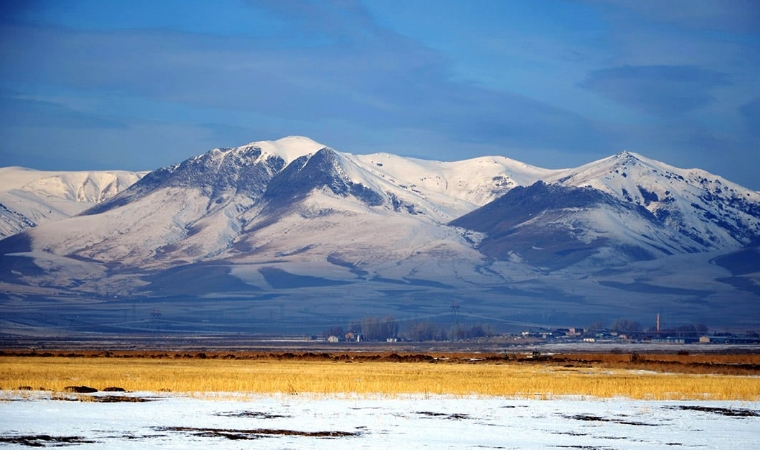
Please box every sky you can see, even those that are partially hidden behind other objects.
[1,0,759,189]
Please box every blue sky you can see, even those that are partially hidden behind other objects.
[1,0,759,189]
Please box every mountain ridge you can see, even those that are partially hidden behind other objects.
[1,137,759,333]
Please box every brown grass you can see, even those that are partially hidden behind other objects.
[1,351,759,401]
[545,352,760,376]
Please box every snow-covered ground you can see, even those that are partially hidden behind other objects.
[2,392,758,449]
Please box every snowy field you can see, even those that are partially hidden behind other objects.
[2,392,759,449]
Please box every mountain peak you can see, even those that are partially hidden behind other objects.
[241,136,328,166]
[606,150,657,168]
[549,149,664,186]
[613,150,643,162]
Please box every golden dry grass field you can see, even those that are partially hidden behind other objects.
[2,351,759,400]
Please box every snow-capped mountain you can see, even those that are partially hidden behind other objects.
[10,137,549,271]
[0,167,146,238]
[1,137,759,333]
[549,151,760,251]
[451,152,760,269]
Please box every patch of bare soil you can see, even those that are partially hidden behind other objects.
[52,394,158,403]
[215,411,290,419]
[0,434,96,446]
[562,414,658,426]
[554,446,615,450]
[668,405,760,417]
[63,385,97,393]
[154,426,361,440]
[415,411,471,420]
[89,395,156,403]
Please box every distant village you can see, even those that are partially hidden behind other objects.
[321,315,760,345]
[507,327,760,345]
[323,328,760,345]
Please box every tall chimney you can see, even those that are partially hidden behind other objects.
[656,313,660,333]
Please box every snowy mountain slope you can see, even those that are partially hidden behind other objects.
[28,137,328,269]
[548,151,760,251]
[252,144,555,223]
[28,141,314,267]
[83,136,324,217]
[219,144,551,288]
[66,137,534,270]
[5,138,760,278]
[229,188,485,277]
[450,153,760,271]
[450,181,692,270]
[0,167,145,238]
[347,152,559,220]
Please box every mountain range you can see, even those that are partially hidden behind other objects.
[1,136,759,336]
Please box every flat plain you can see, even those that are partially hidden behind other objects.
[2,349,760,449]
[2,350,759,400]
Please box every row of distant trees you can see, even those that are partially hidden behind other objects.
[408,321,495,341]
[323,316,496,342]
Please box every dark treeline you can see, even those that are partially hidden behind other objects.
[323,316,496,342]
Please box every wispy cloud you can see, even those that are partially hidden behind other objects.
[579,65,730,116]
[588,0,760,33]
[0,5,610,157]
[0,90,127,129]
